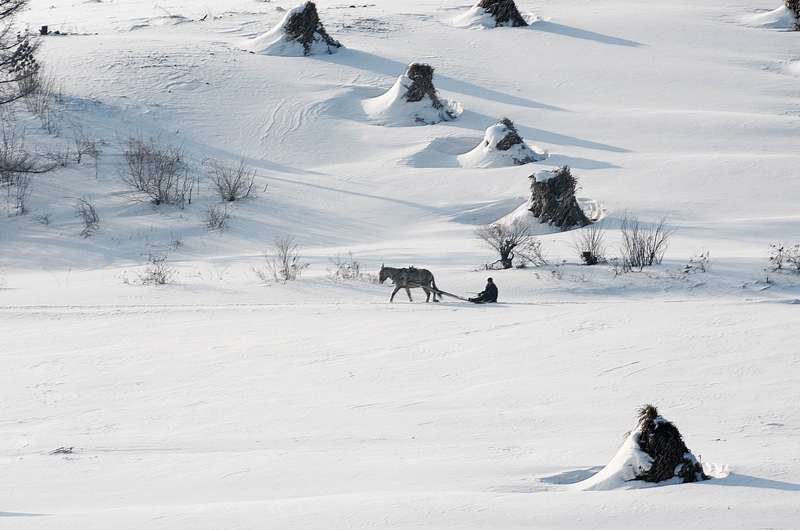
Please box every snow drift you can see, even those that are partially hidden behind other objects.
[362,63,461,125]
[743,6,798,30]
[457,117,547,168]
[238,1,341,57]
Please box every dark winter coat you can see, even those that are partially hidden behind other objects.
[473,281,498,303]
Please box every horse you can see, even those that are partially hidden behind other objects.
[378,265,440,303]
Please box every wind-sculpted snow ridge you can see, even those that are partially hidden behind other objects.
[457,117,547,168]
[452,0,536,29]
[237,1,341,57]
[742,6,797,29]
[572,405,728,491]
[362,63,461,125]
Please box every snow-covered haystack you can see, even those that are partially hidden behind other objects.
[573,405,711,491]
[743,5,798,30]
[238,2,342,57]
[528,165,590,231]
[362,63,462,125]
[453,0,531,29]
[457,117,547,168]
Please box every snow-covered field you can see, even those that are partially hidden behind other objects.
[2,1,800,528]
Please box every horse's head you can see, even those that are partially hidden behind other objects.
[378,264,388,284]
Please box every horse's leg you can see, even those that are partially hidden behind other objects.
[390,285,401,302]
[423,287,431,302]
[406,288,413,302]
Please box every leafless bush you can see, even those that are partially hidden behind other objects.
[23,69,63,134]
[0,123,35,184]
[210,159,256,202]
[33,210,51,225]
[570,221,607,265]
[682,251,710,275]
[204,203,231,230]
[71,123,99,163]
[475,217,546,269]
[139,254,176,285]
[75,196,99,237]
[120,136,196,207]
[768,243,800,274]
[327,252,364,282]
[618,212,674,271]
[255,235,309,283]
[9,172,32,214]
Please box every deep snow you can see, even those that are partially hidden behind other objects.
[2,1,800,528]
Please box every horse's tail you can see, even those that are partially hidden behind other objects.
[430,274,439,293]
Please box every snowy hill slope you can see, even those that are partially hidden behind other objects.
[1,1,800,528]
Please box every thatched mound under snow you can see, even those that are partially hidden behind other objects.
[453,0,533,29]
[362,63,462,125]
[458,117,547,168]
[528,165,590,231]
[238,2,342,57]
[572,405,714,491]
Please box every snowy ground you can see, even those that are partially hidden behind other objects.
[2,1,800,528]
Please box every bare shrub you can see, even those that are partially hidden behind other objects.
[75,196,99,237]
[256,235,309,283]
[139,254,176,285]
[787,0,800,17]
[768,243,800,274]
[24,69,61,116]
[204,203,231,230]
[120,136,196,207]
[682,251,710,275]
[618,212,674,271]
[570,221,607,265]
[71,123,99,163]
[327,252,364,282]
[210,159,256,202]
[33,210,50,225]
[475,217,546,269]
[0,124,36,184]
[9,172,32,214]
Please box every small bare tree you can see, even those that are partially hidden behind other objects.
[570,221,607,265]
[257,235,308,283]
[210,159,256,202]
[120,136,196,207]
[618,212,674,271]
[75,196,99,237]
[475,217,546,269]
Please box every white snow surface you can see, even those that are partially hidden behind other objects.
[743,6,798,30]
[362,69,462,125]
[457,120,547,167]
[238,4,340,56]
[3,0,800,528]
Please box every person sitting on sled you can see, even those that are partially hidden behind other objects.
[469,277,498,303]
